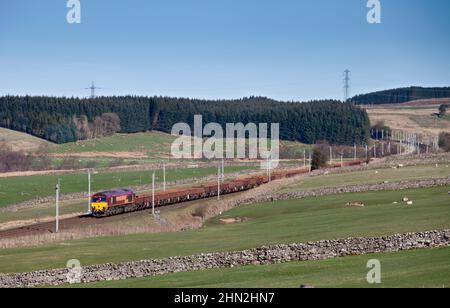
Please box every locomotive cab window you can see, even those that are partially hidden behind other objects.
[92,197,106,203]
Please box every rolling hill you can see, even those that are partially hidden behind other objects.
[0,127,53,152]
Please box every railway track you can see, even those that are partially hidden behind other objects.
[0,215,97,239]
[0,192,247,240]
[0,161,366,240]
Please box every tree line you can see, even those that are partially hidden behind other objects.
[0,95,370,145]
[150,96,370,145]
[439,132,450,152]
[351,87,450,105]
[0,96,150,143]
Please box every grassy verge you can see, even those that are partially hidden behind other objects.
[66,247,450,288]
[0,186,449,274]
[0,200,87,225]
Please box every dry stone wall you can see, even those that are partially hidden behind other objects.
[256,177,450,204]
[1,230,449,288]
[227,177,450,212]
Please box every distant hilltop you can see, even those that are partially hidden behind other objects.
[351,86,450,105]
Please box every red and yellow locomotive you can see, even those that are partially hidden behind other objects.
[91,189,135,215]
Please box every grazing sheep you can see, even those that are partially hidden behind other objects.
[346,202,365,208]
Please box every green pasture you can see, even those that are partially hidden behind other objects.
[1,186,448,274]
[69,247,450,288]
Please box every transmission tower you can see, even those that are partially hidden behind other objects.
[343,69,351,103]
[85,82,101,99]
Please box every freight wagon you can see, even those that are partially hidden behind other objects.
[90,161,365,217]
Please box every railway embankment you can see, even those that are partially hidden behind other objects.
[1,230,449,288]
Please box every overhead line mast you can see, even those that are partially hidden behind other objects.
[343,69,351,103]
[85,81,101,99]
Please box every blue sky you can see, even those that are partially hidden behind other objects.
[0,0,449,101]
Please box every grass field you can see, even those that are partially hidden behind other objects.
[281,164,450,192]
[0,165,254,209]
[1,185,448,274]
[68,247,450,288]
[51,133,312,160]
[49,132,175,159]
[0,129,179,161]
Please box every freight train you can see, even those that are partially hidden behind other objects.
[90,160,366,218]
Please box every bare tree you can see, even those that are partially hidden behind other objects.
[77,115,93,139]
[101,113,121,136]
[439,132,450,152]
[439,104,449,118]
[90,113,121,139]
[311,142,329,170]
[192,204,209,221]
[0,144,33,172]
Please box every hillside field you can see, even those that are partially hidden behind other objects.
[0,128,312,163]
[281,164,450,192]
[0,185,449,274]
[48,131,176,160]
[0,127,52,152]
[69,247,450,288]
[365,103,450,136]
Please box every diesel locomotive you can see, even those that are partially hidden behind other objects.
[91,189,135,214]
